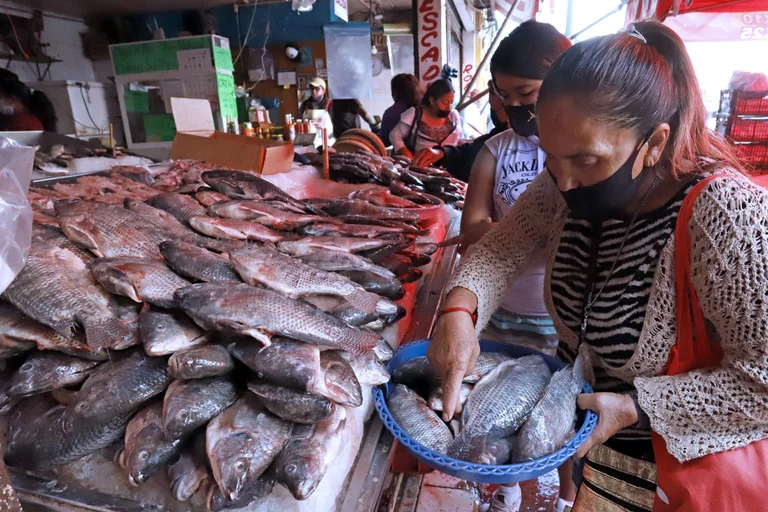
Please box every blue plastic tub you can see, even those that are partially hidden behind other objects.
[373,339,598,484]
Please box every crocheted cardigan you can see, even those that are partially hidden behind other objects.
[449,169,768,463]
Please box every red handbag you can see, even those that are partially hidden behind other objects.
[651,174,768,511]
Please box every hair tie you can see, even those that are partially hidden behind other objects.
[625,24,648,44]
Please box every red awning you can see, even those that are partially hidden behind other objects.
[627,0,768,22]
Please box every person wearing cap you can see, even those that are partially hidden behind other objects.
[299,77,330,118]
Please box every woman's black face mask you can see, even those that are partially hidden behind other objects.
[505,104,537,137]
[551,138,649,221]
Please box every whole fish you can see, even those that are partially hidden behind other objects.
[5,404,131,470]
[206,395,293,501]
[515,357,587,462]
[54,199,167,260]
[389,180,442,206]
[168,450,211,502]
[273,406,347,500]
[117,402,183,486]
[427,383,472,413]
[339,270,405,300]
[247,381,334,424]
[140,308,208,356]
[448,356,551,462]
[111,165,154,186]
[278,236,406,256]
[208,200,331,230]
[297,248,397,280]
[196,189,229,207]
[202,170,316,214]
[160,240,241,283]
[322,199,420,223]
[124,198,239,253]
[230,246,399,317]
[175,283,392,359]
[303,296,378,327]
[2,240,131,350]
[163,377,238,440]
[32,223,94,263]
[317,350,362,407]
[63,350,171,431]
[168,344,234,380]
[207,474,275,512]
[189,215,284,243]
[463,352,515,384]
[298,222,417,238]
[8,352,100,397]
[148,192,207,225]
[229,337,321,391]
[90,257,191,308]
[477,436,517,465]
[349,188,420,209]
[337,350,391,386]
[387,384,453,453]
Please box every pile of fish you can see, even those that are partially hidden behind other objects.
[319,150,466,208]
[34,144,132,176]
[387,353,588,465]
[0,167,445,509]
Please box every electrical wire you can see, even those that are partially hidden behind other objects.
[79,84,105,133]
[0,0,29,60]
[246,19,271,92]
[234,1,259,65]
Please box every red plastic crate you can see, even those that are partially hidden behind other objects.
[734,142,768,170]
[731,91,768,116]
[728,117,768,142]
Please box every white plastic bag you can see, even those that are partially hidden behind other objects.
[0,136,35,295]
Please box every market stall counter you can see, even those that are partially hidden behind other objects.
[2,153,464,512]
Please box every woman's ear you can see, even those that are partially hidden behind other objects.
[644,123,671,167]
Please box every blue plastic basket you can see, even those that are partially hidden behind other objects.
[373,339,598,484]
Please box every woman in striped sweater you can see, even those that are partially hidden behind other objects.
[428,21,768,511]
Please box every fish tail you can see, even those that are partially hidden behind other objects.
[83,316,130,350]
[573,348,594,387]
[447,434,473,461]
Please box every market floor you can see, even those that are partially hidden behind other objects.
[399,470,559,511]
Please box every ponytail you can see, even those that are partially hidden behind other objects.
[538,21,743,176]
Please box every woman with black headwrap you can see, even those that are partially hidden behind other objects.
[439,21,572,512]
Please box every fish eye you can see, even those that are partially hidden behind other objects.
[157,325,165,331]
[179,410,188,419]
[286,464,297,474]
[139,451,149,461]
[75,402,88,412]
[20,363,32,371]
[235,460,247,473]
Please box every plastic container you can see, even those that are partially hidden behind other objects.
[374,339,598,484]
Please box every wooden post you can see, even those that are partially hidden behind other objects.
[322,128,330,180]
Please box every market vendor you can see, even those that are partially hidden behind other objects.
[429,21,768,512]
[0,79,57,132]
[389,78,462,159]
[379,73,423,146]
[299,77,331,118]
[330,98,380,139]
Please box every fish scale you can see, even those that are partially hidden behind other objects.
[388,384,453,454]
[201,169,316,214]
[448,356,552,462]
[8,352,100,397]
[89,257,191,309]
[207,200,330,230]
[148,192,207,225]
[163,377,238,440]
[160,240,242,283]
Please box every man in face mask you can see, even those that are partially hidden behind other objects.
[299,77,330,119]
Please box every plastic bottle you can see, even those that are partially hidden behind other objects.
[285,114,296,142]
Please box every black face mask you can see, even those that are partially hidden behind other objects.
[435,108,451,119]
[505,104,538,137]
[554,143,646,221]
[490,108,508,131]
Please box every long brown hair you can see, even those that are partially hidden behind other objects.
[538,21,743,176]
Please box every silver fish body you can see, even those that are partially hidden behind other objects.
[168,344,234,380]
[89,257,191,308]
[297,248,397,280]
[463,352,514,384]
[140,308,209,356]
[248,380,334,424]
[189,216,285,243]
[202,170,314,214]
[229,337,321,391]
[163,377,238,440]
[160,240,242,283]
[208,200,330,230]
[278,236,404,256]
[322,199,420,223]
[387,384,453,453]
[148,192,207,225]
[8,352,100,397]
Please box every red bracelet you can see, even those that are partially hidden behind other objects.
[437,307,477,326]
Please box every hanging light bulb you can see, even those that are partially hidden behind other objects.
[292,0,316,12]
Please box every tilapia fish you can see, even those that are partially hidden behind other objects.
[168,344,234,380]
[515,357,587,462]
[148,192,207,225]
[140,308,208,356]
[230,246,399,317]
[207,474,275,512]
[117,402,183,486]
[389,180,442,206]
[2,240,131,350]
[163,377,238,440]
[427,383,472,413]
[297,248,397,280]
[274,406,347,500]
[54,199,167,260]
[189,215,284,243]
[202,169,315,214]
[124,198,238,252]
[206,395,292,501]
[388,384,453,453]
[90,257,191,308]
[322,199,420,223]
[248,381,334,424]
[349,188,420,209]
[160,240,241,283]
[339,270,405,300]
[63,350,171,431]
[168,450,211,502]
[8,352,100,397]
[176,283,392,359]
[316,350,363,407]
[196,189,229,207]
[463,352,514,384]
[337,350,391,386]
[278,236,406,256]
[448,356,551,462]
[208,200,331,231]
[229,337,321,391]
[32,223,94,263]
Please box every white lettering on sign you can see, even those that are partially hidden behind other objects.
[334,0,348,22]
[417,0,443,86]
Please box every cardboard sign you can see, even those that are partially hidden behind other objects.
[416,0,445,86]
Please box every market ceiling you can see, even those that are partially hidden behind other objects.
[24,0,240,19]
[628,0,768,21]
